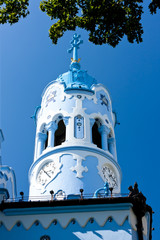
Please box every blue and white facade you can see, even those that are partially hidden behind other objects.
[29,34,121,200]
[0,34,152,240]
[0,201,146,240]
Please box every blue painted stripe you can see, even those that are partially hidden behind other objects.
[3,203,132,216]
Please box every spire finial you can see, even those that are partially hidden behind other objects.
[68,33,83,68]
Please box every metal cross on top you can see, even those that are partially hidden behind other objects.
[68,33,83,64]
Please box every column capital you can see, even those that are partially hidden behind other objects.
[46,121,57,131]
[90,118,95,128]
[98,125,110,135]
[63,117,70,126]
[37,132,47,141]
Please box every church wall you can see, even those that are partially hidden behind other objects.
[29,149,121,200]
[29,79,121,200]
[0,216,133,240]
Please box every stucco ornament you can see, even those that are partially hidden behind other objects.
[100,94,109,111]
[71,156,88,178]
[45,90,57,107]
[0,166,17,200]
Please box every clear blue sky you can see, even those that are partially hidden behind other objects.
[1,1,160,239]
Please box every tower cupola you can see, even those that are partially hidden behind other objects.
[57,33,97,92]
[29,34,121,200]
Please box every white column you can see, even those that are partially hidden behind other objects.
[46,121,58,148]
[98,125,110,151]
[108,137,117,160]
[63,117,70,142]
[36,132,47,158]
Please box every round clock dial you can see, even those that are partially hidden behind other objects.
[37,161,56,186]
[102,165,117,188]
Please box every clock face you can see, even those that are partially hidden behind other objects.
[37,161,56,186]
[102,165,118,188]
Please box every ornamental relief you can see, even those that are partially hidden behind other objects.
[45,90,57,107]
[70,156,88,178]
[100,94,110,111]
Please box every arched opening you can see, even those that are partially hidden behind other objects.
[92,121,102,149]
[54,120,66,147]
[44,131,48,149]
[108,133,112,152]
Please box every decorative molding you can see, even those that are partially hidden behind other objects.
[46,121,57,131]
[45,90,57,107]
[0,166,17,200]
[71,156,88,178]
[100,94,109,111]
[74,115,84,139]
[31,106,41,124]
[29,145,121,180]
[63,117,70,126]
[0,203,138,232]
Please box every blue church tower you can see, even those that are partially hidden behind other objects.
[29,33,121,200]
[0,34,153,240]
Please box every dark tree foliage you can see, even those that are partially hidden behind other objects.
[0,0,160,47]
[40,0,145,47]
[39,0,160,47]
[149,0,160,14]
[0,0,29,24]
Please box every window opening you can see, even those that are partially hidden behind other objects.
[54,120,66,146]
[108,133,113,154]
[44,131,48,149]
[92,122,102,149]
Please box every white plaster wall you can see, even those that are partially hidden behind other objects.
[29,81,121,199]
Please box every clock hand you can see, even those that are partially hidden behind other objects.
[42,169,51,178]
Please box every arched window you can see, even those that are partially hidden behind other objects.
[54,120,66,147]
[44,131,48,149]
[92,120,102,149]
[108,133,112,152]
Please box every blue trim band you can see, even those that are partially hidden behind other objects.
[3,203,133,216]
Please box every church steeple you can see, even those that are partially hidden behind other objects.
[68,33,83,70]
[29,34,121,200]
